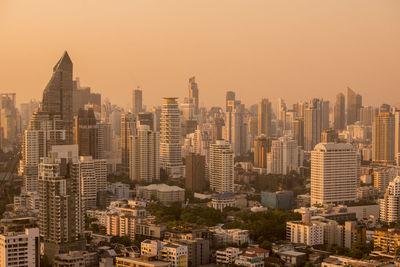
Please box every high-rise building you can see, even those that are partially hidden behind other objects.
[359,106,377,126]
[225,101,247,156]
[258,98,272,137]
[132,88,143,115]
[334,93,345,130]
[304,106,320,151]
[268,136,303,175]
[137,112,155,131]
[209,140,234,193]
[21,112,67,192]
[0,93,18,149]
[72,77,101,115]
[185,153,206,193]
[347,87,362,125]
[372,112,395,164]
[311,143,357,205]
[321,129,338,143]
[292,118,304,148]
[121,113,136,173]
[0,228,40,267]
[373,167,397,196]
[253,135,271,169]
[71,156,107,212]
[74,108,98,159]
[211,118,224,143]
[160,98,183,177]
[39,157,85,261]
[41,51,74,144]
[20,99,39,130]
[226,91,235,112]
[395,111,400,161]
[188,77,199,115]
[130,124,160,183]
[380,176,400,223]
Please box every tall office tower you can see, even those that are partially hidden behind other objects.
[137,112,155,131]
[395,111,400,161]
[74,108,98,158]
[284,110,296,132]
[132,87,143,115]
[121,113,136,173]
[110,109,122,136]
[188,76,199,115]
[0,93,18,149]
[185,153,206,192]
[277,98,287,121]
[209,140,234,193]
[225,101,247,156]
[373,167,397,196]
[151,106,162,132]
[226,91,235,112]
[304,107,320,151]
[334,93,346,130]
[41,51,74,144]
[253,135,271,169]
[21,112,67,192]
[248,116,258,136]
[321,100,330,131]
[380,176,400,223]
[347,87,362,125]
[20,99,39,130]
[96,122,112,157]
[359,106,377,126]
[321,129,338,143]
[268,136,302,175]
[372,112,395,164]
[0,228,40,267]
[71,156,107,211]
[311,143,357,205]
[160,98,183,177]
[211,118,224,144]
[258,98,272,137]
[380,104,391,113]
[292,118,304,148]
[72,77,101,115]
[39,157,85,261]
[129,124,160,182]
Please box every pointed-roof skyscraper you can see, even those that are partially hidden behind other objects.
[41,51,74,143]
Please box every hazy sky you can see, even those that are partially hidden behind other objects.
[1,0,399,109]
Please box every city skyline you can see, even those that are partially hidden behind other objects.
[1,0,400,108]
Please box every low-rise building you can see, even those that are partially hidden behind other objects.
[278,250,306,266]
[210,226,250,246]
[137,184,185,204]
[216,247,240,264]
[211,193,235,211]
[373,228,400,255]
[261,191,294,210]
[53,251,98,267]
[107,182,130,200]
[116,256,170,267]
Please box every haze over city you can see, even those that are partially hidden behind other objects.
[1,0,400,108]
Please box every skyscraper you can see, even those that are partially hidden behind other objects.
[359,106,377,126]
[258,98,272,137]
[226,101,248,156]
[225,91,235,112]
[334,93,345,130]
[292,118,304,148]
[253,135,270,169]
[0,93,18,149]
[185,153,206,193]
[209,140,234,193]
[311,143,357,205]
[132,88,143,115]
[304,107,320,151]
[347,87,362,125]
[41,51,74,143]
[74,108,98,159]
[372,112,395,164]
[268,136,302,175]
[160,97,183,177]
[121,113,136,173]
[129,124,160,182]
[188,77,199,115]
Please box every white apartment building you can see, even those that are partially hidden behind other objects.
[209,140,234,193]
[209,227,250,246]
[141,239,163,257]
[159,243,188,267]
[286,220,324,246]
[268,136,303,175]
[160,97,183,178]
[380,176,400,223]
[107,182,130,200]
[130,124,160,183]
[0,228,40,267]
[311,143,357,205]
